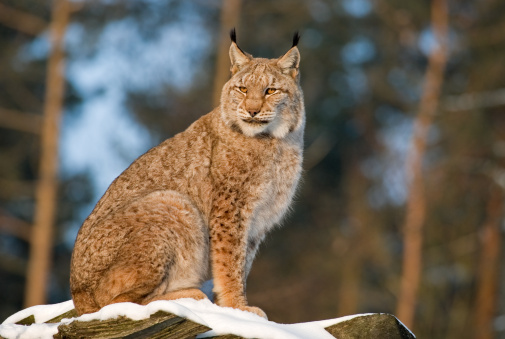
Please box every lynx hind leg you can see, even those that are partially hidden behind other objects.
[72,290,100,315]
[92,190,209,310]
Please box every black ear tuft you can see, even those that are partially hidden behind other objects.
[230,28,237,43]
[292,31,301,48]
[229,28,247,55]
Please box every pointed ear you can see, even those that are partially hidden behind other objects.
[277,46,300,78]
[229,29,251,75]
[229,42,252,74]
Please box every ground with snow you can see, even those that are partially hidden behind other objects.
[0,298,370,339]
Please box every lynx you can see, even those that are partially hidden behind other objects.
[70,30,305,319]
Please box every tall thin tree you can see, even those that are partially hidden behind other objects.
[474,186,503,339]
[24,0,70,307]
[212,0,242,108]
[397,0,449,328]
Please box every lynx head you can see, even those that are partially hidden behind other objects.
[220,29,305,139]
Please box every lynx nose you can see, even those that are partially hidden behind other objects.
[248,109,259,117]
[245,97,262,118]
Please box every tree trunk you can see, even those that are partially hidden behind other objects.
[396,0,448,329]
[24,0,70,307]
[212,0,242,108]
[337,161,368,316]
[474,187,503,339]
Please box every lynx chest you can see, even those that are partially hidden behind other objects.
[246,140,302,237]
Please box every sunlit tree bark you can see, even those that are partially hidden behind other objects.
[212,0,242,108]
[397,0,449,329]
[24,0,70,307]
[474,186,503,339]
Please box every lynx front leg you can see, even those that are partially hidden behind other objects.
[209,192,267,319]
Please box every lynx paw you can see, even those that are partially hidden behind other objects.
[238,305,268,319]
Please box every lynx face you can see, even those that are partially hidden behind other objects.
[220,35,304,139]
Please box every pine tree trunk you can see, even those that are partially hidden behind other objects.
[397,0,448,329]
[337,161,367,316]
[24,0,70,307]
[474,187,503,339]
[212,0,242,108]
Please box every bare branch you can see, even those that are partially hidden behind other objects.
[0,209,32,242]
[443,88,505,111]
[0,253,27,276]
[0,3,47,36]
[468,20,505,47]
[0,107,42,134]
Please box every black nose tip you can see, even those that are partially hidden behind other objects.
[249,110,259,117]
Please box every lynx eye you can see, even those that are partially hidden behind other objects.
[265,88,276,95]
[238,86,248,93]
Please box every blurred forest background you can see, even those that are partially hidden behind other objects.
[1,0,505,338]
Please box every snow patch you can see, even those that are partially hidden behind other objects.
[2,300,74,325]
[1,299,377,339]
